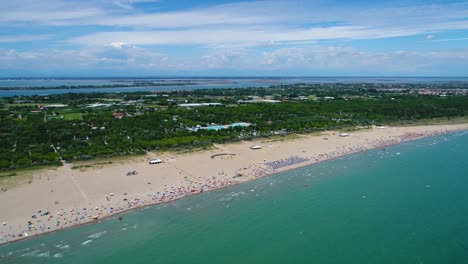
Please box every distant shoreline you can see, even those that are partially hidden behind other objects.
[0,82,196,90]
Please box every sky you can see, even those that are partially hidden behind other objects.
[0,0,468,77]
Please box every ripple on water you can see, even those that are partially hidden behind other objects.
[36,251,50,258]
[20,250,40,257]
[88,231,107,239]
[81,240,92,245]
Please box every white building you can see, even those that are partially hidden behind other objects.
[149,159,163,165]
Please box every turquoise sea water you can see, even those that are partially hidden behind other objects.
[1,131,468,263]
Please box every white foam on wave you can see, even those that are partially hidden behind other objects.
[88,231,107,239]
[13,248,30,254]
[230,191,245,197]
[454,131,468,137]
[81,240,93,245]
[219,197,232,202]
[60,245,70,249]
[20,250,40,257]
[36,251,50,258]
[53,253,63,258]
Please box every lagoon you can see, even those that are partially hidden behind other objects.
[2,77,468,97]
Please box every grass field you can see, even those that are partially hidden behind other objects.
[4,103,56,109]
[60,112,83,120]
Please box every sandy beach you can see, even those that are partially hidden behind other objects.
[1,123,467,245]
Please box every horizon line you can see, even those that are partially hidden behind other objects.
[1,76,468,79]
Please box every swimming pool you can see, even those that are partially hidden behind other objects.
[201,123,250,131]
[205,125,227,130]
[230,122,251,127]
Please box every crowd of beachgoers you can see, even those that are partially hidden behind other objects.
[265,156,311,170]
[0,126,459,244]
[0,173,242,244]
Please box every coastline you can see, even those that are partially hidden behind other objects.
[1,123,468,246]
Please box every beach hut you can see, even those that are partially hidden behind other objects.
[149,159,163,165]
[250,145,262,150]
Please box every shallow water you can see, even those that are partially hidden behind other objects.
[1,131,468,263]
[1,77,466,97]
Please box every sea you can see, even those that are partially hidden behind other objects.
[1,131,468,263]
[1,77,467,97]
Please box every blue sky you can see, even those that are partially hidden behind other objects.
[0,0,467,77]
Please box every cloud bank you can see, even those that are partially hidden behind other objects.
[0,0,467,76]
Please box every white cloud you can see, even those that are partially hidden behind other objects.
[0,0,104,25]
[430,37,468,42]
[58,0,468,47]
[261,46,468,72]
[2,44,468,75]
[0,0,296,27]
[2,0,468,46]
[107,0,159,10]
[109,41,130,48]
[1,0,468,75]
[67,26,428,46]
[0,34,54,43]
[202,49,249,68]
[90,1,304,28]
[425,34,436,40]
[0,45,168,70]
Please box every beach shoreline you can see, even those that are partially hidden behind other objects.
[1,123,468,246]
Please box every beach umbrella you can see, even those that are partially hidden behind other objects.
[2,222,6,226]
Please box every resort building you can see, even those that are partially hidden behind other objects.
[112,112,128,119]
[178,103,222,108]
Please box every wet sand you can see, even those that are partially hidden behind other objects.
[1,124,467,245]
